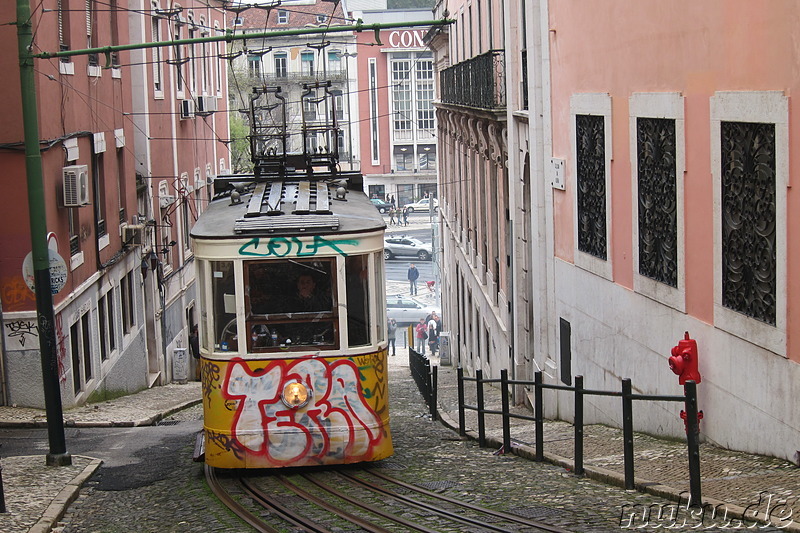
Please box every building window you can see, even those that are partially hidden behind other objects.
[418,146,436,170]
[415,58,435,133]
[93,153,107,237]
[394,146,413,171]
[637,117,677,287]
[570,93,612,280]
[248,54,261,78]
[70,311,93,395]
[711,91,787,356]
[151,13,162,93]
[720,121,776,325]
[274,52,287,77]
[316,14,327,24]
[173,21,184,93]
[391,60,412,136]
[121,269,135,334]
[301,51,314,76]
[99,289,116,361]
[630,92,686,312]
[575,114,607,259]
[328,51,341,75]
[277,9,288,24]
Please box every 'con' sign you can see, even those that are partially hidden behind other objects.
[388,30,426,48]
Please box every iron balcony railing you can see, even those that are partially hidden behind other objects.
[440,49,506,110]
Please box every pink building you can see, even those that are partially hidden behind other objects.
[432,0,799,461]
[0,1,229,407]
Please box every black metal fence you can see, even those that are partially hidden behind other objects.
[409,348,437,420]
[457,368,702,504]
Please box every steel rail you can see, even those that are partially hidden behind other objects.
[239,476,332,533]
[300,472,440,533]
[361,469,572,533]
[204,465,280,533]
[274,474,392,533]
[336,471,521,533]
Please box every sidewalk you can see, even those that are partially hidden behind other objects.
[431,363,800,531]
[0,382,201,533]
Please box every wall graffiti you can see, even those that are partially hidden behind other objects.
[238,235,359,258]
[55,314,67,383]
[5,319,39,348]
[204,357,392,467]
[1,275,36,312]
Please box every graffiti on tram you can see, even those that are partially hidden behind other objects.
[219,356,386,465]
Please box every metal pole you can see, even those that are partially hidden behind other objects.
[457,366,466,437]
[430,365,438,421]
[684,381,702,506]
[534,371,543,461]
[16,0,71,467]
[500,369,511,454]
[622,378,634,489]
[476,369,486,447]
[574,375,584,475]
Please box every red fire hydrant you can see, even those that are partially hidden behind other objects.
[669,331,701,385]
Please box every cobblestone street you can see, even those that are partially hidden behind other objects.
[34,355,757,533]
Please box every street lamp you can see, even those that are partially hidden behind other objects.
[340,51,357,169]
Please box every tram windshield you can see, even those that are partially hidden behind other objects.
[245,259,337,351]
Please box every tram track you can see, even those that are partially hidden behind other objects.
[206,464,572,532]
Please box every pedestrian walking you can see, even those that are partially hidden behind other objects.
[388,206,396,225]
[387,318,398,356]
[402,207,409,226]
[415,317,427,354]
[389,194,396,207]
[427,316,438,356]
[407,263,419,295]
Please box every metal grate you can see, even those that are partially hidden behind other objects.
[507,505,571,520]
[234,214,339,233]
[415,480,458,491]
[156,420,180,426]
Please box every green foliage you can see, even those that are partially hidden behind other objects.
[229,113,253,174]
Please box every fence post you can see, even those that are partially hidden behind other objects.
[430,365,438,421]
[534,371,544,462]
[476,369,486,447]
[500,369,510,454]
[622,378,635,490]
[684,380,702,506]
[574,375,584,476]
[0,460,5,513]
[457,367,466,437]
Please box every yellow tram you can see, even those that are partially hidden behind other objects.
[191,83,392,468]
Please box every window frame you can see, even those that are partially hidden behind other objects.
[570,92,613,281]
[710,91,788,356]
[629,92,686,312]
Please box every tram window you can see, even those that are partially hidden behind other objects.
[212,261,237,351]
[346,254,370,347]
[245,259,338,351]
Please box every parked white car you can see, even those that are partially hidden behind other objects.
[403,197,439,213]
[384,236,432,261]
[386,295,440,326]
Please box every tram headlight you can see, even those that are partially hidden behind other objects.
[281,381,311,409]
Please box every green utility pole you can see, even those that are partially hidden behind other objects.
[16,0,71,466]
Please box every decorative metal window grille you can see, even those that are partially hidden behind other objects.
[576,114,607,260]
[721,121,776,325]
[637,117,677,287]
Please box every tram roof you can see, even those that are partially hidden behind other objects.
[191,174,386,239]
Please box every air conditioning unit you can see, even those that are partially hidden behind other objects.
[180,99,195,119]
[196,95,217,115]
[159,194,176,208]
[62,165,89,207]
[122,224,145,246]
